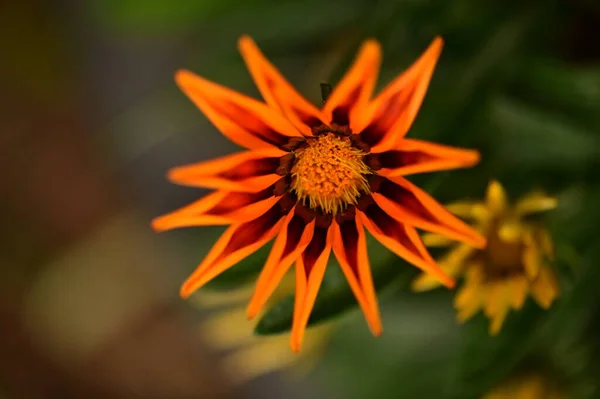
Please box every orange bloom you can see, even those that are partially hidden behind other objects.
[153,35,485,352]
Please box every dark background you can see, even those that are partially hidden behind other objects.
[1,0,600,398]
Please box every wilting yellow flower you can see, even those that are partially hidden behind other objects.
[153,34,485,351]
[483,373,565,399]
[413,180,559,334]
[194,277,334,383]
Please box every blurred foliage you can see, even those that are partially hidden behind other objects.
[95,0,600,397]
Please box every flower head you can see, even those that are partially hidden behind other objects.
[413,180,559,334]
[153,35,485,351]
[195,277,334,383]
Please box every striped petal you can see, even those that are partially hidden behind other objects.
[180,201,289,298]
[377,138,480,176]
[152,188,280,231]
[167,149,285,192]
[332,214,382,336]
[238,35,327,136]
[247,208,316,318]
[291,224,334,352]
[323,40,381,131]
[356,37,444,153]
[176,69,302,150]
[357,199,454,288]
[412,243,474,292]
[371,175,486,248]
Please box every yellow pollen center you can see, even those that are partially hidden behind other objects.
[291,133,371,215]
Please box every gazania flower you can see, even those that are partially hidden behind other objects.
[153,35,485,351]
[482,373,565,399]
[195,277,334,383]
[412,180,559,334]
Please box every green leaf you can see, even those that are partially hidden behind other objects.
[487,97,600,171]
[448,302,549,398]
[511,59,600,128]
[317,291,462,399]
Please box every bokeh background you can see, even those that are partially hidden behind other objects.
[2,0,600,398]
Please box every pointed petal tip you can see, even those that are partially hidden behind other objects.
[174,69,194,85]
[237,34,255,51]
[290,337,302,353]
[360,38,382,56]
[410,277,438,292]
[180,285,194,300]
[489,323,502,336]
[370,323,383,337]
[245,303,260,320]
[471,234,487,250]
[150,217,168,232]
[443,276,457,290]
[166,166,186,184]
[466,149,481,165]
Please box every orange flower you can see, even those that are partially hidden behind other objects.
[153,35,485,352]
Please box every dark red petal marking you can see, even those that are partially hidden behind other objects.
[376,177,434,221]
[302,225,329,275]
[362,200,421,256]
[379,149,432,169]
[180,198,290,297]
[210,98,294,149]
[203,187,274,216]
[338,218,360,277]
[215,204,284,261]
[330,86,362,126]
[218,157,280,180]
[372,176,486,248]
[280,210,309,258]
[359,86,414,148]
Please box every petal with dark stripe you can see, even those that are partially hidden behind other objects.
[332,215,382,336]
[247,209,316,318]
[372,176,486,248]
[179,202,289,298]
[238,36,327,136]
[291,224,334,352]
[152,188,280,231]
[176,70,303,150]
[168,149,285,192]
[356,37,443,153]
[323,40,381,131]
[357,198,454,288]
[377,138,480,176]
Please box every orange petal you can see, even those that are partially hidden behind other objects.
[152,188,280,231]
[371,176,486,248]
[246,211,316,318]
[238,35,327,136]
[377,138,480,176]
[323,39,381,131]
[357,37,444,153]
[175,69,302,150]
[357,203,454,289]
[290,224,334,352]
[180,202,288,298]
[332,215,382,336]
[168,149,285,192]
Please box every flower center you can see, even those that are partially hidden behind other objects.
[479,220,526,279]
[290,133,371,215]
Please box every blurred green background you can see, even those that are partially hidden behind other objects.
[2,0,600,398]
